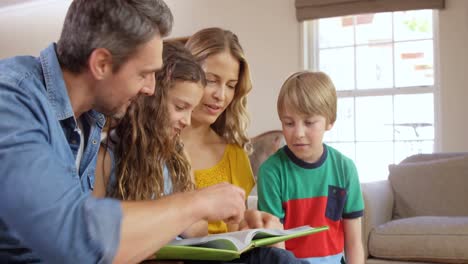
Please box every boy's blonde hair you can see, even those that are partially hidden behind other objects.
[277,71,337,125]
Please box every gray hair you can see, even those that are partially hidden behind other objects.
[57,0,173,73]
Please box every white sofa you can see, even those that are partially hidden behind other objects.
[362,153,468,264]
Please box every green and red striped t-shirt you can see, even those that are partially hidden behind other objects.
[258,144,364,261]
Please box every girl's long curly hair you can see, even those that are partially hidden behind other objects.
[185,28,252,151]
[108,42,206,200]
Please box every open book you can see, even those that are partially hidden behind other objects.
[154,225,328,261]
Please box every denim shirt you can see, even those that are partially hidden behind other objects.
[0,44,122,263]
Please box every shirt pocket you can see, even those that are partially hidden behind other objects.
[325,185,348,221]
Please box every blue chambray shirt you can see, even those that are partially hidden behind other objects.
[0,44,122,263]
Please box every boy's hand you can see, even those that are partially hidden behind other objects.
[238,210,285,249]
[238,209,283,230]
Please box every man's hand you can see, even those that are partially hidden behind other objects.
[193,183,246,225]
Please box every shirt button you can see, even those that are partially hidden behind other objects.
[92,140,97,144]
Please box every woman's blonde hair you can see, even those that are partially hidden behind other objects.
[185,27,252,149]
[277,71,337,126]
[108,42,206,200]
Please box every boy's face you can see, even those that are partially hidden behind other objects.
[280,107,333,163]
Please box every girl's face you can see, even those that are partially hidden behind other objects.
[167,81,204,137]
[191,51,240,126]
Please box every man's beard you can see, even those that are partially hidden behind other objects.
[109,101,133,120]
[111,109,126,120]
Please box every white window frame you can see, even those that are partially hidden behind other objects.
[301,11,441,154]
[299,11,442,182]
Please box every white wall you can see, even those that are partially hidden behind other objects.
[165,0,300,136]
[437,0,468,152]
[0,0,299,137]
[0,0,70,57]
[0,0,467,151]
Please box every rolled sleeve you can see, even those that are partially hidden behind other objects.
[82,197,122,263]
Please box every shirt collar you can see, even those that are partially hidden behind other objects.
[283,144,328,169]
[39,43,105,128]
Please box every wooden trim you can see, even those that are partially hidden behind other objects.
[295,0,445,21]
[296,0,362,7]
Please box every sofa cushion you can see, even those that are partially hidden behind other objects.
[400,153,468,164]
[388,155,468,218]
[369,216,468,263]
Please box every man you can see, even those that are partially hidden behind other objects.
[0,1,256,263]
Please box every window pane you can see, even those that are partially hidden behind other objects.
[356,44,393,89]
[318,16,354,48]
[308,10,435,184]
[356,96,393,141]
[394,93,434,140]
[356,12,392,45]
[356,142,393,182]
[395,40,434,87]
[324,98,354,142]
[394,10,433,42]
[319,47,355,91]
[326,142,355,161]
[394,140,434,163]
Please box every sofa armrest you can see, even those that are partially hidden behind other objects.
[361,180,394,257]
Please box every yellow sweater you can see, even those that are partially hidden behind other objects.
[194,144,255,234]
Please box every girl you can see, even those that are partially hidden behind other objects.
[93,41,208,238]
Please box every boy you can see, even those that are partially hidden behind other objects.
[257,71,365,264]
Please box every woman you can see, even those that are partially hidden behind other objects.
[182,27,311,264]
[93,41,208,238]
[182,28,256,234]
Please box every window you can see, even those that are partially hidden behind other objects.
[303,10,436,182]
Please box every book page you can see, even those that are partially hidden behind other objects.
[156,225,329,261]
[168,225,316,252]
[168,230,256,251]
[250,225,315,240]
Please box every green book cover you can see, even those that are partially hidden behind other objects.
[154,225,328,261]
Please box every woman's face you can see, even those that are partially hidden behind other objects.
[167,80,204,137]
[191,51,240,126]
